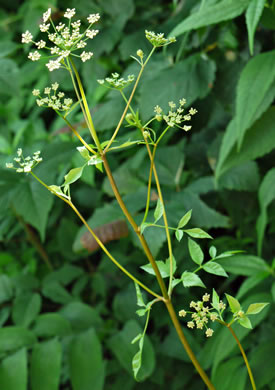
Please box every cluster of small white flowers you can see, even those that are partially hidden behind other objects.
[154,99,197,131]
[97,73,135,90]
[32,83,73,112]
[145,30,176,47]
[21,8,100,71]
[178,293,222,338]
[6,149,42,173]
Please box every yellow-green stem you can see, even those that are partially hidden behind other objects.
[30,172,161,299]
[143,139,174,296]
[70,58,102,153]
[165,300,216,390]
[141,144,156,225]
[226,323,257,390]
[104,47,155,154]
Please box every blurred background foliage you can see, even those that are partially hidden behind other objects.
[0,0,275,389]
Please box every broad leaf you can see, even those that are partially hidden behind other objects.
[183,228,212,239]
[177,210,192,228]
[238,315,252,329]
[69,328,105,390]
[0,348,27,390]
[188,238,204,265]
[0,327,36,353]
[225,294,241,313]
[0,275,13,304]
[30,339,62,390]
[181,271,206,288]
[245,0,266,55]
[256,168,275,256]
[140,256,177,278]
[246,302,269,315]
[154,198,164,223]
[236,51,275,149]
[170,0,250,37]
[32,314,72,338]
[12,293,41,327]
[64,166,85,186]
[203,262,228,277]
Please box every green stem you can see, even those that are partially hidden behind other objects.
[143,138,174,296]
[30,172,161,300]
[141,144,156,225]
[226,323,257,390]
[104,47,155,154]
[69,58,102,153]
[165,300,216,390]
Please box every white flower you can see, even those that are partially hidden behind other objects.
[77,41,86,49]
[17,148,22,157]
[44,87,51,94]
[64,8,76,19]
[46,59,61,71]
[24,165,32,172]
[187,321,195,329]
[58,92,64,98]
[205,328,214,337]
[71,20,81,29]
[32,89,40,96]
[179,310,186,317]
[80,51,93,62]
[22,30,33,44]
[43,8,51,23]
[36,40,46,49]
[87,13,100,24]
[183,125,191,131]
[39,23,50,32]
[86,29,99,39]
[179,98,186,106]
[189,107,198,115]
[6,163,14,168]
[51,82,59,90]
[202,293,210,302]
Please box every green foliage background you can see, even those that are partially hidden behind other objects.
[0,0,275,389]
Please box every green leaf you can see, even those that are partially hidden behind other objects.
[136,309,147,317]
[188,238,204,265]
[140,222,149,235]
[256,168,275,256]
[140,55,216,121]
[42,281,73,304]
[181,271,206,288]
[215,254,269,276]
[77,146,90,161]
[183,228,212,239]
[32,314,72,338]
[218,161,260,192]
[0,59,19,96]
[246,302,269,315]
[236,51,275,149]
[170,0,250,37]
[0,327,36,354]
[132,337,144,380]
[175,229,184,242]
[69,328,105,390]
[154,198,164,223]
[209,246,217,259]
[225,294,241,313]
[238,315,252,329]
[177,209,192,229]
[134,282,146,307]
[87,155,104,166]
[108,320,155,382]
[203,262,228,277]
[59,302,102,331]
[245,0,266,55]
[30,339,62,390]
[12,293,41,327]
[0,41,18,58]
[0,348,27,390]
[0,275,13,304]
[140,256,176,278]
[64,166,85,186]
[212,289,220,311]
[131,333,143,344]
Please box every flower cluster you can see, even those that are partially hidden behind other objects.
[22,8,100,71]
[154,99,197,131]
[178,293,226,337]
[97,73,135,90]
[145,30,176,47]
[6,149,42,173]
[32,82,73,112]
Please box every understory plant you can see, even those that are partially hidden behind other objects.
[5,7,269,390]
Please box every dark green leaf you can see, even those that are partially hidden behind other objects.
[69,328,105,390]
[12,293,41,327]
[32,314,72,338]
[170,0,250,37]
[245,0,266,55]
[215,254,269,276]
[0,275,13,304]
[0,327,36,354]
[30,339,62,390]
[59,302,102,331]
[42,281,73,304]
[0,348,27,390]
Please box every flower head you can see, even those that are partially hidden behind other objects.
[6,149,42,173]
[98,73,135,90]
[145,30,176,47]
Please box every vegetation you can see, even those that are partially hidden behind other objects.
[0,0,275,389]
